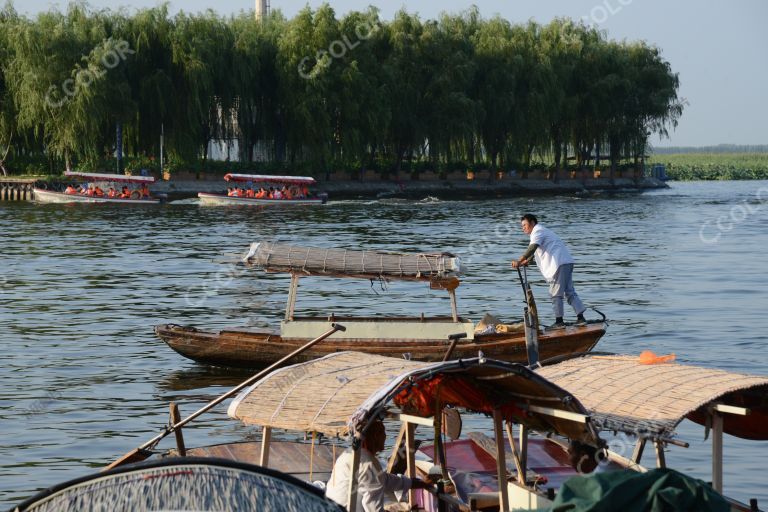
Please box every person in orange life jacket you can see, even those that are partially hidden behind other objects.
[511,213,587,329]
[64,185,77,194]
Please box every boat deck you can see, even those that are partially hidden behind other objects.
[179,441,336,482]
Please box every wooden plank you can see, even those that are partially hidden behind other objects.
[347,446,361,512]
[505,422,526,485]
[400,413,434,428]
[449,289,459,322]
[285,274,299,320]
[712,404,750,416]
[631,438,646,464]
[527,404,589,423]
[519,425,528,476]
[169,402,186,457]
[260,426,271,467]
[493,410,510,512]
[386,424,407,473]
[712,412,723,493]
[654,440,666,469]
[406,422,417,507]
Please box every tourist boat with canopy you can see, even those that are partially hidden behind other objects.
[103,339,767,511]
[155,241,607,368]
[33,171,160,204]
[197,173,327,205]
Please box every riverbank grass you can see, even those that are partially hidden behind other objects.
[649,153,768,180]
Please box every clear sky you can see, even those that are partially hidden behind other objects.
[17,0,768,147]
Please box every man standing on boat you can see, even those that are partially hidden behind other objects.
[511,214,587,329]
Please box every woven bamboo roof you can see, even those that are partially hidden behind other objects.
[228,352,601,445]
[241,241,461,287]
[228,352,426,437]
[538,354,768,440]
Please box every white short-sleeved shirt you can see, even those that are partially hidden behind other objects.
[325,447,412,512]
[529,224,574,281]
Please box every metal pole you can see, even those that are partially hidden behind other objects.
[518,266,540,366]
[160,123,164,176]
[116,122,123,174]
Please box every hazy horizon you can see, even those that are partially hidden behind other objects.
[14,0,768,148]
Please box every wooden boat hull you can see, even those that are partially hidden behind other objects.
[198,192,326,206]
[33,188,160,204]
[155,323,606,368]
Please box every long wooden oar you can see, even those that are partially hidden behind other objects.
[105,323,346,471]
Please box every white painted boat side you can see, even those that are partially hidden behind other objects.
[197,192,325,206]
[33,188,160,205]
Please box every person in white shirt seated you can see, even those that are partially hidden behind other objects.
[325,419,432,511]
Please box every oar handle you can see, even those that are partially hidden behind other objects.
[116,323,346,461]
[442,332,468,362]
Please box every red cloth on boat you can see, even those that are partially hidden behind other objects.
[393,375,528,421]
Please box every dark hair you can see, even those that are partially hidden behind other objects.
[521,214,538,225]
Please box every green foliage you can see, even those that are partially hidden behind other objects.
[649,153,768,180]
[0,3,684,177]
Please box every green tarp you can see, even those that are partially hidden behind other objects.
[548,468,730,512]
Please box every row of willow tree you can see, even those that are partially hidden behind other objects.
[0,2,683,177]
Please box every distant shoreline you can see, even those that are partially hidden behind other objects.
[153,176,669,200]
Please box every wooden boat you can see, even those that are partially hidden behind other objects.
[33,171,161,204]
[100,332,766,511]
[204,351,767,511]
[198,173,327,205]
[537,352,768,510]
[160,351,605,512]
[156,241,607,368]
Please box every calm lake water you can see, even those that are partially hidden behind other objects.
[2,181,767,507]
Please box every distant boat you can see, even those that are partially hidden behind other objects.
[198,173,327,205]
[33,171,161,204]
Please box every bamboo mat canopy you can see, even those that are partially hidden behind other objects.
[241,241,462,288]
[228,352,601,445]
[538,354,768,440]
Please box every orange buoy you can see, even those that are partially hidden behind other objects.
[639,350,675,365]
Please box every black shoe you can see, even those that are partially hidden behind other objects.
[575,317,587,327]
[547,321,567,330]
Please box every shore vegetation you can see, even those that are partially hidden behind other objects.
[0,3,682,180]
